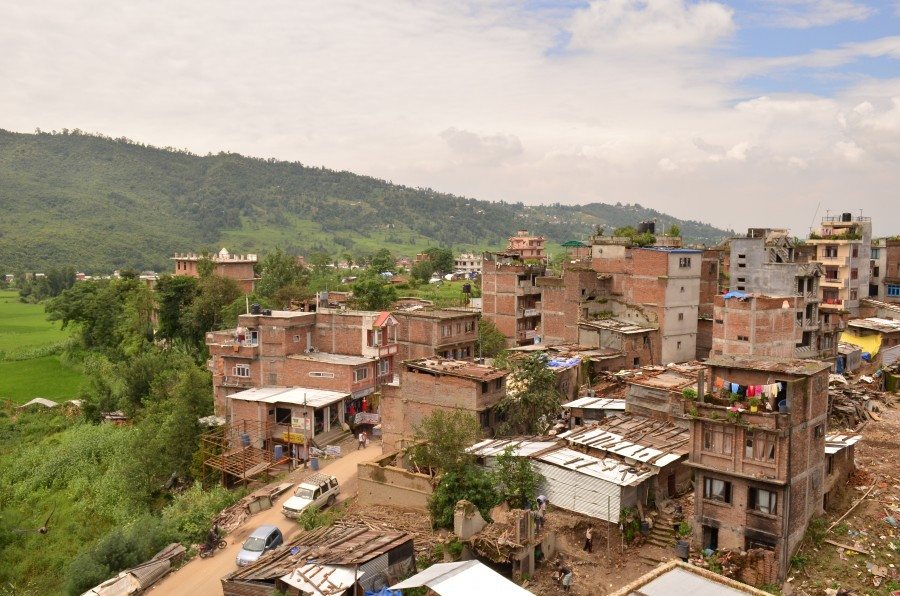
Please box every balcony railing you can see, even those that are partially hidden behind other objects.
[517,329,538,341]
[522,308,540,318]
[221,376,253,388]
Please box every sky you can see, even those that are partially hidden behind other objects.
[1,1,899,236]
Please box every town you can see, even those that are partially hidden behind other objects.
[7,216,898,596]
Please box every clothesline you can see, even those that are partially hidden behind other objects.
[713,377,783,399]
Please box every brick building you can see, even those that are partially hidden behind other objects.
[506,229,546,261]
[206,308,398,416]
[454,252,483,276]
[686,356,830,581]
[393,309,478,361]
[578,319,656,369]
[884,238,900,304]
[536,265,614,345]
[806,213,873,315]
[712,294,807,359]
[481,252,544,347]
[698,248,725,359]
[380,358,507,452]
[729,229,839,361]
[172,247,258,293]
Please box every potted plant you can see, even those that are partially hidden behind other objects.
[682,388,697,400]
[726,410,741,424]
[728,392,742,404]
[748,398,760,413]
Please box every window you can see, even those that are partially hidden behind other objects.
[737,335,749,341]
[814,424,824,438]
[464,320,475,333]
[703,477,732,503]
[633,357,640,366]
[643,336,651,348]
[872,248,881,259]
[888,285,900,297]
[378,359,390,376]
[442,325,451,338]
[494,379,503,391]
[677,341,682,349]
[308,371,335,378]
[748,487,777,514]
[737,277,746,283]
[455,323,462,334]
[275,407,292,425]
[737,254,746,259]
[293,335,300,343]
[738,263,746,268]
[233,364,251,377]
[824,246,838,258]
[703,424,733,455]
[354,367,369,382]
[678,313,684,321]
[680,286,685,293]
[679,257,692,268]
[267,372,278,385]
[851,268,858,280]
[744,431,776,461]
[852,246,859,258]
[850,289,858,300]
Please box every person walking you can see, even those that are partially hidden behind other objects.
[558,563,573,592]
[583,525,594,553]
[357,431,366,450]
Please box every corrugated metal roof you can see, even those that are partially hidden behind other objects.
[825,434,862,455]
[391,560,534,595]
[633,566,756,595]
[536,447,656,487]
[280,564,361,595]
[563,427,685,467]
[229,387,349,408]
[562,397,627,410]
[466,438,559,458]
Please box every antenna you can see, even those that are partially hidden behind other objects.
[809,202,821,235]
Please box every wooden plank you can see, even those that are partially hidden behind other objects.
[824,539,870,555]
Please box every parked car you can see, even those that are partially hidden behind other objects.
[235,525,283,567]
[282,473,340,518]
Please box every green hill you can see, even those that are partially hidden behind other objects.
[0,129,732,272]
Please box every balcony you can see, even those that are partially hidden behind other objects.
[522,308,540,318]
[517,329,538,341]
[516,281,541,295]
[373,343,398,357]
[820,277,847,288]
[794,345,816,358]
[819,255,849,266]
[820,298,845,310]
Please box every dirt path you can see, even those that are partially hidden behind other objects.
[151,442,380,596]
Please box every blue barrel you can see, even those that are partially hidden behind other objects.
[310,457,319,471]
[240,433,251,447]
[778,400,789,413]
[274,445,284,460]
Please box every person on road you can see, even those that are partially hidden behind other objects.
[583,525,594,553]
[358,431,366,450]
[205,524,220,550]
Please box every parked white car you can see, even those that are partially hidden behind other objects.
[282,473,340,518]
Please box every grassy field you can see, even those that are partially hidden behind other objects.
[0,290,84,404]
[395,279,478,307]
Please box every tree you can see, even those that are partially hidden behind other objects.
[196,255,216,278]
[476,318,506,357]
[497,353,562,435]
[667,224,681,237]
[409,409,482,474]
[423,247,454,275]
[187,275,242,343]
[428,466,498,529]
[492,445,544,509]
[155,275,199,343]
[411,260,435,282]
[256,247,307,298]
[369,248,395,273]
[351,273,397,311]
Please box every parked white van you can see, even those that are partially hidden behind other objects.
[282,473,340,518]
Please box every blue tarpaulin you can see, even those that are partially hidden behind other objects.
[723,291,748,300]
[547,356,582,370]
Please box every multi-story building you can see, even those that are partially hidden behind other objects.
[380,358,508,452]
[698,248,725,359]
[206,308,398,416]
[454,252,483,276]
[806,213,873,316]
[870,239,887,300]
[393,309,479,361]
[729,229,839,361]
[172,247,258,293]
[884,238,900,304]
[536,264,614,346]
[687,355,830,582]
[481,252,544,347]
[506,230,546,262]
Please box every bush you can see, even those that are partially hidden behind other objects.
[296,505,343,531]
[806,516,828,548]
[161,482,242,544]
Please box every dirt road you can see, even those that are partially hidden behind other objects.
[151,442,380,596]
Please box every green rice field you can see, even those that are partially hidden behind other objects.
[0,290,84,404]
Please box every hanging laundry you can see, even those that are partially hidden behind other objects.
[731,383,740,394]
[715,378,725,389]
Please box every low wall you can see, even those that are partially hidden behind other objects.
[358,454,434,511]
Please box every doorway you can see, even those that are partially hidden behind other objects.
[702,525,719,550]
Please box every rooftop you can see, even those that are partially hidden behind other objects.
[611,561,771,596]
[846,317,900,333]
[705,355,833,375]
[225,525,413,582]
[579,319,657,334]
[289,352,375,366]
[228,387,349,408]
[535,446,657,487]
[561,397,627,411]
[558,415,690,467]
[825,433,862,455]
[627,369,697,390]
[391,560,533,595]
[393,308,477,320]
[405,358,507,381]
[467,438,560,458]
[240,310,316,321]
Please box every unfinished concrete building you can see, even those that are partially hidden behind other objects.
[481,252,544,347]
[729,229,839,361]
[536,264,614,345]
[712,294,808,359]
[686,356,831,582]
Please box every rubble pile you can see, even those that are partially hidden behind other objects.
[214,482,293,532]
[338,503,444,559]
[828,372,898,429]
[469,507,527,562]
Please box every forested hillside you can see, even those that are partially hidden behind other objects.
[0,129,732,272]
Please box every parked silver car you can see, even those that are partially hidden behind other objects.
[235,525,283,567]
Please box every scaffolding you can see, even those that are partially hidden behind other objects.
[200,419,284,487]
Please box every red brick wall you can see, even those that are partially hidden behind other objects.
[314,312,367,355]
[281,358,376,395]
[395,313,478,361]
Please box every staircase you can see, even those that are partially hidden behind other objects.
[646,512,677,548]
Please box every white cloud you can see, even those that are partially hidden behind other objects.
[751,0,876,29]
[0,0,897,236]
